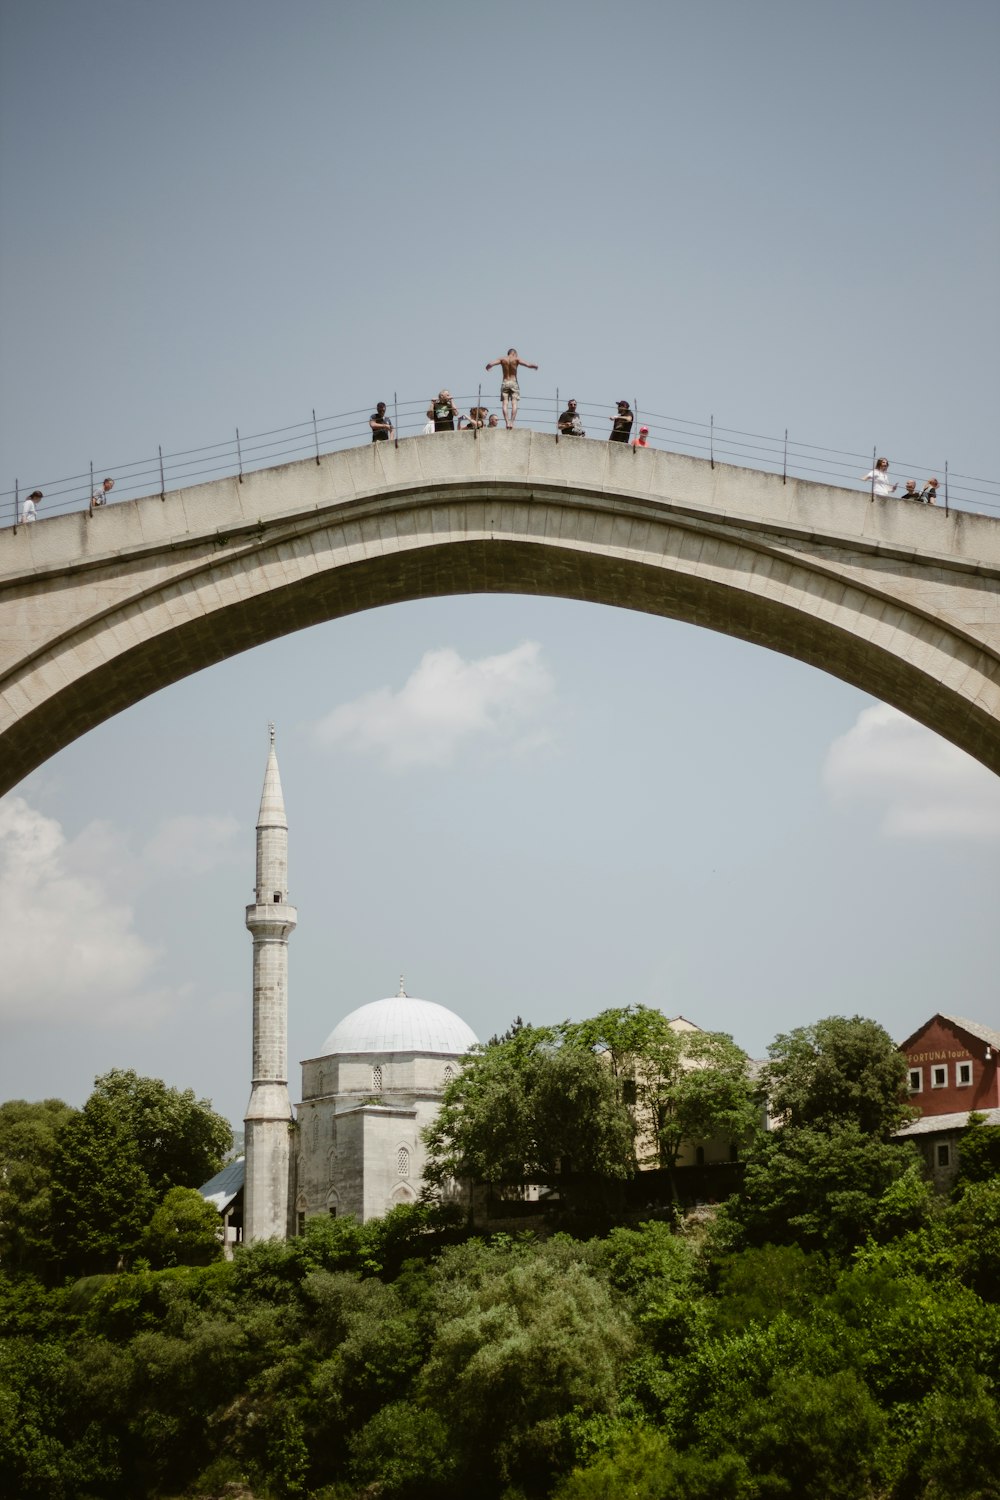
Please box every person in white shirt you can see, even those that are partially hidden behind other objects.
[20,489,42,523]
[90,477,114,512]
[862,457,897,497]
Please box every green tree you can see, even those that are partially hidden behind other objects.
[553,1428,753,1500]
[709,1243,831,1335]
[720,1122,924,1257]
[595,1220,706,1355]
[0,1099,76,1276]
[955,1112,1000,1190]
[84,1069,232,1198]
[141,1187,224,1268]
[761,1015,912,1138]
[565,1008,757,1190]
[419,1245,635,1495]
[48,1071,232,1276]
[736,1368,888,1500]
[348,1400,456,1497]
[426,1007,755,1207]
[424,1026,635,1205]
[49,1093,155,1274]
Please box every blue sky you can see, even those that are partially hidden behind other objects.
[1,1,998,1126]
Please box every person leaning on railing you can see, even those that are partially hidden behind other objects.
[558,399,585,437]
[90,477,114,512]
[369,402,394,442]
[20,489,42,523]
[427,391,459,432]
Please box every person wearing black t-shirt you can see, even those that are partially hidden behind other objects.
[609,400,633,443]
[558,399,585,436]
[428,391,459,431]
[369,402,393,441]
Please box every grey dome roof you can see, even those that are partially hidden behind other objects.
[320,996,478,1058]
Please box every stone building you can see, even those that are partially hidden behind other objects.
[293,990,478,1229]
[229,730,479,1242]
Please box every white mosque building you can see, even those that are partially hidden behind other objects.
[207,729,479,1243]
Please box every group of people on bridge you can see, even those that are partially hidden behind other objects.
[13,348,955,525]
[862,458,939,504]
[369,350,650,449]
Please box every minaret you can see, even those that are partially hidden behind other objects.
[244,724,297,1241]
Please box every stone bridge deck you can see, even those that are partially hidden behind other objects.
[1,429,998,793]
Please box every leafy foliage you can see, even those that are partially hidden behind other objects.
[762,1015,912,1138]
[424,1024,636,1204]
[47,1071,231,1276]
[955,1112,1000,1190]
[426,1006,755,1208]
[82,1069,232,1200]
[141,1186,224,1268]
[0,1099,76,1276]
[2,1015,998,1497]
[719,1122,926,1257]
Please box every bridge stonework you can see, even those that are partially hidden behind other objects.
[1,430,998,794]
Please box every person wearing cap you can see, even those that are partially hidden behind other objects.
[632,426,650,449]
[558,399,585,437]
[20,490,42,523]
[609,400,633,443]
[427,391,459,432]
[920,477,939,505]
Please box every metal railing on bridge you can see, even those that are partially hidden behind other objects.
[4,394,999,529]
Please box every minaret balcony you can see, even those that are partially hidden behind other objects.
[245,901,298,938]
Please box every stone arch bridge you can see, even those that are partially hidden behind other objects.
[1,430,998,795]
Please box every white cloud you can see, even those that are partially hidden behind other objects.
[314,642,556,770]
[0,797,163,1024]
[823,704,1000,841]
[0,799,238,1027]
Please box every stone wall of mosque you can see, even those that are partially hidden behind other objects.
[301,1051,459,1103]
[295,1078,450,1224]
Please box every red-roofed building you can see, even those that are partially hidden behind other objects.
[896,1015,1000,1188]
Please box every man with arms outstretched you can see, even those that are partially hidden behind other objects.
[485,347,538,429]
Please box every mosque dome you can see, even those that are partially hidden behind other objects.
[319,994,479,1058]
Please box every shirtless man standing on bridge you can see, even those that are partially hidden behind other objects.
[485,348,538,429]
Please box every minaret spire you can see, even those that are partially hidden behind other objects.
[244,726,297,1242]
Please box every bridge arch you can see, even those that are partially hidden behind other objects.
[0,430,998,793]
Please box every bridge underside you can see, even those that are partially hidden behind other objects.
[1,435,998,791]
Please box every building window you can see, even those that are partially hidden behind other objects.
[957,1062,972,1087]
[936,1143,951,1169]
[372,1064,383,1092]
[444,1064,454,1083]
[329,1206,338,1218]
[397,1146,410,1179]
[931,1065,947,1089]
[908,1068,922,1093]
[622,1077,638,1106]
[296,1212,306,1236]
